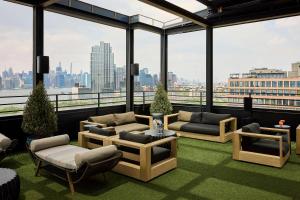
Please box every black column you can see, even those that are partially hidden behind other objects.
[206,27,213,112]
[160,32,168,91]
[126,27,134,112]
[33,5,44,88]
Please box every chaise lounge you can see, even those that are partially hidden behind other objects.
[165,110,237,143]
[80,112,152,134]
[233,123,290,168]
[29,134,122,194]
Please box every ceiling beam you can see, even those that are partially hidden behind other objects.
[195,0,214,8]
[40,0,62,7]
[138,0,209,27]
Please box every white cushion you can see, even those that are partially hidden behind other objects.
[75,145,117,168]
[0,133,12,150]
[35,145,89,170]
[30,134,70,152]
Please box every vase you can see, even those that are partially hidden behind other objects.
[152,113,164,133]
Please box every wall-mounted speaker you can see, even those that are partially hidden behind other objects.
[131,63,139,76]
[37,56,49,74]
[244,96,253,111]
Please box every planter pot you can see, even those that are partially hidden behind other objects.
[152,113,164,133]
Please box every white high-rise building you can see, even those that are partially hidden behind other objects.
[90,42,116,92]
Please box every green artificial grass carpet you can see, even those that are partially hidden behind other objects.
[2,138,300,200]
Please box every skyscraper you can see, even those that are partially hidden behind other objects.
[90,42,116,92]
[115,66,126,90]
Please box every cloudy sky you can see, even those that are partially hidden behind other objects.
[0,0,300,83]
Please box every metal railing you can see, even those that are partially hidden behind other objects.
[1,90,300,116]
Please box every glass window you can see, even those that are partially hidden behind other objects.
[272,81,277,87]
[278,81,283,87]
[261,81,265,87]
[284,81,289,87]
[297,81,300,87]
[290,81,296,87]
[266,81,271,87]
[245,81,249,87]
[278,90,283,96]
[0,1,32,115]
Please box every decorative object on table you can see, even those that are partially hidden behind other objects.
[153,118,164,134]
[0,168,20,200]
[22,82,57,143]
[145,129,176,140]
[279,120,285,127]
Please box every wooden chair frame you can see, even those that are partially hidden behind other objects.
[78,127,116,149]
[164,113,237,143]
[80,114,153,131]
[296,125,300,154]
[107,135,177,182]
[233,127,290,168]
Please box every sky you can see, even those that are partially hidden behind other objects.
[0,0,300,83]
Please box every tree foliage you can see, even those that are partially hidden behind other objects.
[22,82,57,136]
[150,83,173,115]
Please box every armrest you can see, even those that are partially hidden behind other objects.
[135,114,152,119]
[220,117,236,124]
[260,127,289,134]
[165,113,179,119]
[79,131,112,140]
[110,137,145,149]
[143,136,177,148]
[235,129,282,140]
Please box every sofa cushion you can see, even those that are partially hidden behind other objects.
[190,112,202,123]
[201,112,231,125]
[89,126,116,136]
[119,131,151,144]
[181,123,220,136]
[115,123,149,134]
[242,123,261,134]
[35,144,89,170]
[178,111,192,122]
[242,138,289,156]
[241,123,261,145]
[0,133,12,150]
[88,114,115,125]
[114,112,136,125]
[151,146,170,164]
[30,134,70,153]
[75,145,117,168]
[168,121,188,131]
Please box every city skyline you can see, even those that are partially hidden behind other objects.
[1,1,300,83]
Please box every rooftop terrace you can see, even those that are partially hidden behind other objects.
[1,0,300,199]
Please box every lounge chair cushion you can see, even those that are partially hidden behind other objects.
[242,123,261,134]
[178,111,192,122]
[115,123,149,134]
[88,114,115,125]
[89,126,116,136]
[201,112,231,125]
[30,134,70,153]
[0,133,12,150]
[35,145,89,170]
[75,145,118,167]
[152,146,171,164]
[119,131,151,144]
[168,121,188,131]
[180,123,220,136]
[241,123,261,144]
[242,138,290,156]
[114,112,136,125]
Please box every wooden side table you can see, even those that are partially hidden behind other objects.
[296,125,300,154]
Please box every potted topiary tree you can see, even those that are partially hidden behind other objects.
[150,83,173,132]
[22,82,57,144]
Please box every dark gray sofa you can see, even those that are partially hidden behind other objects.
[165,110,237,143]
